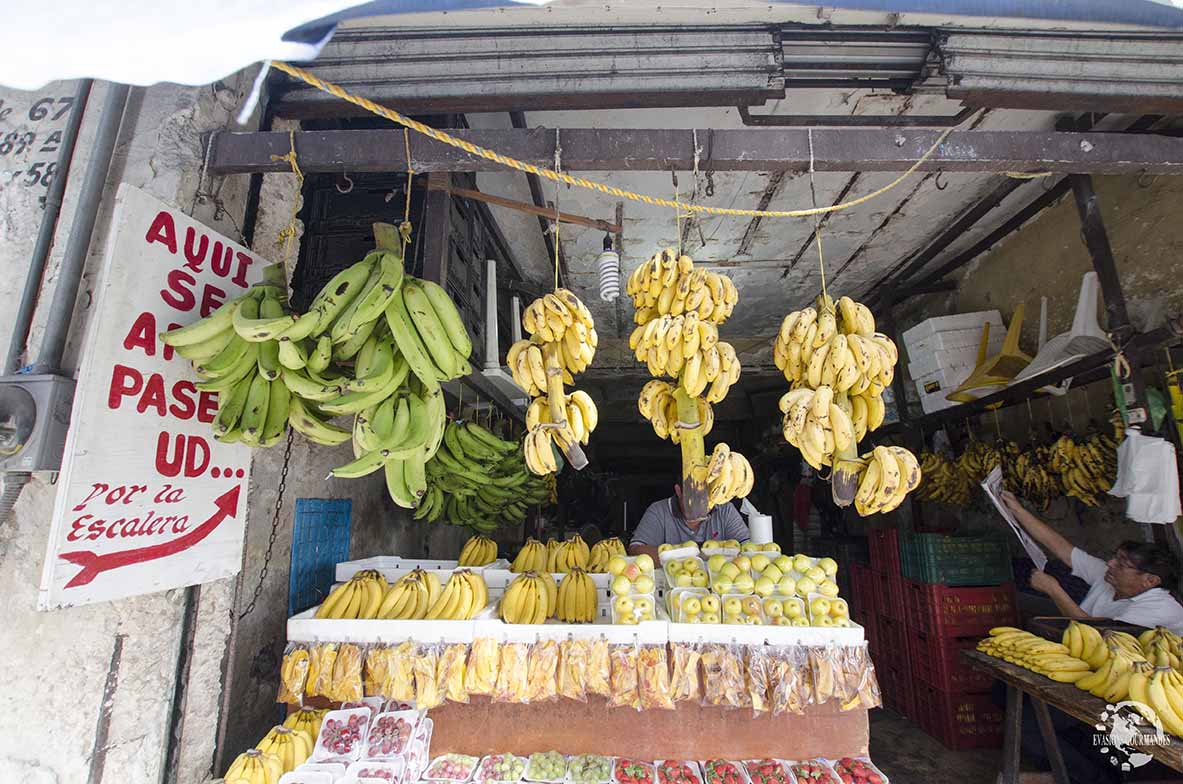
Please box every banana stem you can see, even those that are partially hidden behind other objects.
[373,221,402,253]
[542,343,588,470]
[673,387,709,518]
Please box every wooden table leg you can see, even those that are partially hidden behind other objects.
[999,684,1023,784]
[1032,698,1071,784]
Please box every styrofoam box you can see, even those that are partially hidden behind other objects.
[913,364,973,397]
[902,310,1003,354]
[483,570,612,605]
[287,606,489,644]
[336,557,510,583]
[907,339,1002,381]
[907,325,1004,359]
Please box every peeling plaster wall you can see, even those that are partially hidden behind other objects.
[0,76,259,784]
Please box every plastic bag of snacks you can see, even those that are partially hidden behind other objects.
[494,642,530,704]
[525,751,568,783]
[526,639,560,702]
[329,643,366,703]
[669,643,702,703]
[566,754,611,784]
[586,637,611,697]
[615,759,655,784]
[787,760,840,784]
[466,638,500,696]
[278,642,310,704]
[742,760,788,784]
[772,646,811,715]
[363,645,392,698]
[346,759,406,782]
[701,760,750,784]
[558,638,588,702]
[746,647,771,715]
[809,645,841,706]
[307,642,338,699]
[608,643,641,710]
[832,757,889,784]
[841,644,882,711]
[637,644,675,710]
[439,642,470,704]
[425,754,480,782]
[363,709,418,760]
[311,707,372,764]
[656,761,703,784]
[700,644,727,707]
[387,641,416,702]
[702,644,747,708]
[414,644,444,710]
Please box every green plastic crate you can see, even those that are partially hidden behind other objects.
[900,530,1012,586]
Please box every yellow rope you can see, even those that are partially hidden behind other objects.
[270,129,303,263]
[271,61,955,220]
[400,129,414,249]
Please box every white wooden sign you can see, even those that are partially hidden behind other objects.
[39,184,263,609]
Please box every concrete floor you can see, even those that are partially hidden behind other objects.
[868,708,1000,784]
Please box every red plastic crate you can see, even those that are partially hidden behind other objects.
[874,570,906,621]
[850,563,877,622]
[904,580,1017,637]
[913,682,1004,750]
[910,631,995,693]
[863,613,880,658]
[879,662,916,719]
[874,616,912,672]
[868,528,901,575]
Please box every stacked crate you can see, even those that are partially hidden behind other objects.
[901,530,1017,749]
[864,528,916,719]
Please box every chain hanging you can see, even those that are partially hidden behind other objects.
[238,429,293,619]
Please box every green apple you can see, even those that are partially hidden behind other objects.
[763,598,784,617]
[702,539,720,550]
[658,543,673,554]
[712,579,734,594]
[818,580,840,598]
[806,565,826,582]
[634,575,655,594]
[611,576,632,595]
[723,539,740,549]
[754,576,776,597]
[793,555,813,572]
[634,596,654,615]
[818,557,838,576]
[777,576,797,596]
[791,616,809,627]
[814,615,835,627]
[608,557,628,576]
[772,616,792,626]
[666,561,684,576]
[740,542,759,553]
[682,540,697,550]
[702,612,721,624]
[682,597,702,616]
[723,596,742,615]
[765,543,782,554]
[720,562,741,580]
[830,598,849,617]
[675,573,693,588]
[810,597,831,617]
[733,574,755,594]
[691,571,709,588]
[701,595,720,614]
[733,555,752,572]
[707,554,728,572]
[682,557,701,573]
[750,554,771,572]
[742,596,762,616]
[796,576,817,595]
[835,617,852,627]
[774,555,794,572]
[635,554,655,573]
[761,564,783,582]
[613,595,634,615]
[783,598,804,618]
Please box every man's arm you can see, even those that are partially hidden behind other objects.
[1030,570,1105,621]
[628,542,660,560]
[1001,491,1075,564]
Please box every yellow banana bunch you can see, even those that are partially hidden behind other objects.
[423,569,488,620]
[256,726,313,774]
[778,386,865,469]
[705,443,755,507]
[636,380,715,444]
[521,289,599,352]
[314,570,389,619]
[500,572,555,624]
[223,749,283,784]
[548,538,590,573]
[1005,445,1059,511]
[282,708,327,741]
[375,568,442,620]
[914,451,973,506]
[459,535,498,567]
[852,445,922,516]
[587,537,626,572]
[1049,433,1117,507]
[627,315,740,401]
[511,538,549,573]
[557,568,598,622]
[774,295,895,397]
[1139,626,1183,669]
[625,247,738,325]
[977,627,1093,684]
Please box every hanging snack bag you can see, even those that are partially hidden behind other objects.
[414,644,444,710]
[526,639,560,703]
[330,643,366,703]
[439,642,470,704]
[669,643,702,703]
[308,642,338,699]
[363,645,392,699]
[809,645,840,706]
[746,647,771,715]
[387,641,416,703]
[608,643,641,710]
[586,637,611,697]
[466,638,500,696]
[558,638,589,702]
[637,644,675,710]
[493,641,530,704]
[278,643,310,705]
[700,644,727,707]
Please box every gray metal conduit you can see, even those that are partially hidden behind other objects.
[4,79,93,375]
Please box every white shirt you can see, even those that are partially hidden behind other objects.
[1071,548,1183,633]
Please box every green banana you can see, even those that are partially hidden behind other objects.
[257,339,281,381]
[384,291,440,392]
[332,315,379,362]
[175,328,236,361]
[288,396,351,445]
[160,293,250,347]
[281,367,344,402]
[316,357,407,416]
[416,276,473,358]
[213,374,254,436]
[238,372,271,445]
[385,459,415,508]
[370,396,396,441]
[259,380,291,447]
[196,344,259,392]
[232,295,297,343]
[307,335,332,374]
[346,337,395,392]
[465,421,515,454]
[277,338,309,370]
[402,279,459,379]
[330,253,386,344]
[308,256,377,336]
[331,448,391,479]
[348,250,405,333]
[403,447,428,503]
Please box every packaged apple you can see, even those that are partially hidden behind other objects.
[656,761,703,784]
[312,707,373,763]
[567,755,613,784]
[363,709,418,760]
[669,642,702,703]
[719,593,765,625]
[608,555,657,600]
[614,759,655,784]
[788,760,841,784]
[703,555,753,596]
[758,594,809,627]
[699,538,741,557]
[525,751,568,783]
[667,588,709,623]
[832,757,889,784]
[611,591,657,625]
[742,761,789,784]
[657,540,701,565]
[279,771,333,784]
[806,593,853,628]
[637,644,675,710]
[425,754,480,782]
[475,754,528,784]
[738,541,783,557]
[701,760,751,784]
[346,759,405,783]
[664,556,710,590]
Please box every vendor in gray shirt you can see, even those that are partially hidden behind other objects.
[628,485,750,560]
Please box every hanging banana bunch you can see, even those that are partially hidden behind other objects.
[626,247,752,517]
[507,289,600,476]
[915,451,973,506]
[772,294,919,515]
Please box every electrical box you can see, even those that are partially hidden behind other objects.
[0,374,75,472]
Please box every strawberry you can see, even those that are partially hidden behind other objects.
[616,760,655,784]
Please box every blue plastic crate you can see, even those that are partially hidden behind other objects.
[289,498,352,616]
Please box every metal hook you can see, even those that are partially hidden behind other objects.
[1137,171,1157,189]
[933,171,948,191]
[335,171,354,194]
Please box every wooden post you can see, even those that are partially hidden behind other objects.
[421,171,452,285]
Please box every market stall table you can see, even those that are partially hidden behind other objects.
[964,650,1183,783]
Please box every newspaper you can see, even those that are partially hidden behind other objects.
[981,465,1048,571]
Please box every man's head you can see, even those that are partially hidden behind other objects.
[1105,541,1178,599]
[673,484,708,529]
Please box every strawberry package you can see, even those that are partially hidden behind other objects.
[742,760,788,784]
[311,707,373,764]
[364,709,419,760]
[346,759,405,783]
[789,760,840,784]
[832,758,888,784]
[614,759,654,784]
[425,754,480,782]
[700,760,750,784]
[656,761,702,784]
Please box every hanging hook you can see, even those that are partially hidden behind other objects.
[933,171,948,191]
[1137,170,1157,189]
[335,170,354,194]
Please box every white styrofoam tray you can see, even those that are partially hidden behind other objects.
[902,310,1002,352]
[336,557,509,582]
[287,605,491,643]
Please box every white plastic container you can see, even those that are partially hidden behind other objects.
[700,761,751,784]
[345,759,405,783]
[566,755,613,784]
[312,708,373,764]
[902,310,1003,354]
[655,762,703,784]
[424,754,480,783]
[279,772,333,784]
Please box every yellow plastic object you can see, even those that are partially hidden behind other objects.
[946,304,1033,405]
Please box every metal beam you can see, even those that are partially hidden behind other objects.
[209,128,1183,176]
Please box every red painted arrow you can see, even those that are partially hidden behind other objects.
[58,485,241,588]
